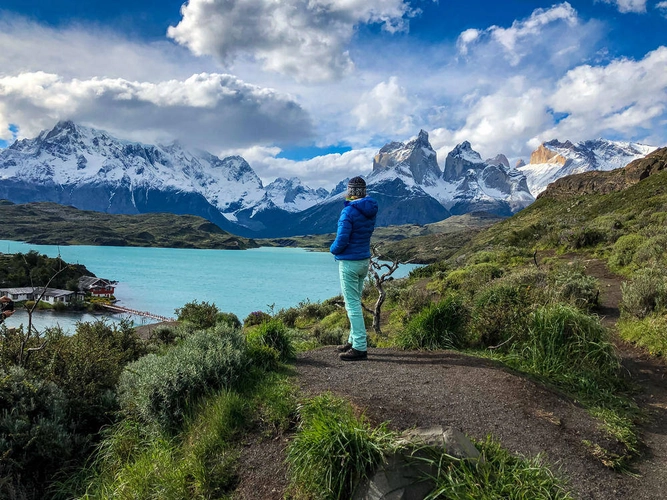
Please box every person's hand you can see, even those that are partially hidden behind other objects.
[2,310,14,318]
[0,296,11,303]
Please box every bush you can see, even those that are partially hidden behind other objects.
[216,312,241,329]
[609,234,645,271]
[0,367,74,499]
[633,234,667,268]
[560,226,608,249]
[247,319,295,361]
[548,267,600,310]
[246,343,281,371]
[276,306,300,327]
[470,283,531,347]
[243,310,272,327]
[395,294,469,350]
[117,325,246,431]
[38,319,147,434]
[312,325,346,347]
[175,300,220,329]
[287,394,393,500]
[515,305,619,387]
[620,267,667,319]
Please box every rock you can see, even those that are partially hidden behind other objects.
[353,426,480,500]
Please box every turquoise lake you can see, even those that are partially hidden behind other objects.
[0,240,419,333]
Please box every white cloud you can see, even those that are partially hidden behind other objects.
[0,15,202,82]
[167,0,416,82]
[657,1,667,16]
[599,0,647,13]
[457,2,579,66]
[539,46,667,141]
[352,77,414,136]
[220,145,375,188]
[0,72,313,149]
[429,77,552,160]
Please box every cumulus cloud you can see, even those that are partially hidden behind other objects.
[599,0,647,13]
[657,1,667,16]
[0,72,313,149]
[0,15,201,82]
[220,145,375,188]
[167,0,416,82]
[457,2,580,67]
[539,47,667,141]
[352,77,414,136]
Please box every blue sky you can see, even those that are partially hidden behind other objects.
[1,0,666,187]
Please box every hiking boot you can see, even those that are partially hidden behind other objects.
[339,348,367,361]
[336,342,353,353]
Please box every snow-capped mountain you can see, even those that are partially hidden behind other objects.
[368,131,534,218]
[0,121,330,233]
[263,177,329,213]
[518,139,658,196]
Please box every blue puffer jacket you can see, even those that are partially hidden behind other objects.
[330,197,378,260]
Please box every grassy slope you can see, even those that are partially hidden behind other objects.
[0,200,258,249]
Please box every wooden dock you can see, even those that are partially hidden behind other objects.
[101,304,175,323]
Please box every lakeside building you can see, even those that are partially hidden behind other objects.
[78,276,116,297]
[0,287,79,304]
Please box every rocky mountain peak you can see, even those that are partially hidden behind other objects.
[442,141,484,182]
[529,144,569,166]
[516,159,526,168]
[371,130,441,186]
[485,154,510,169]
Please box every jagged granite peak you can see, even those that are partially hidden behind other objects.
[519,138,658,196]
[371,129,441,186]
[442,141,485,182]
[330,177,350,197]
[484,154,510,169]
[515,159,526,169]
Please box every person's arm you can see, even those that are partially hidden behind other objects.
[330,209,352,255]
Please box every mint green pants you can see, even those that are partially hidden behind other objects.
[338,259,370,351]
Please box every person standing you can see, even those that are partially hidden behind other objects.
[330,177,378,361]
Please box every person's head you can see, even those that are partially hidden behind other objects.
[346,176,366,200]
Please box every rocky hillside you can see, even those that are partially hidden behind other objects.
[538,147,667,200]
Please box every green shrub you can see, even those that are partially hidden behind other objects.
[618,315,667,357]
[243,310,272,327]
[297,299,337,320]
[608,234,645,271]
[312,325,346,347]
[287,394,394,500]
[39,319,147,434]
[395,294,469,350]
[246,343,281,372]
[276,306,300,327]
[515,305,619,387]
[175,300,219,329]
[216,312,241,329]
[409,260,450,279]
[548,267,600,310]
[0,367,74,499]
[633,234,667,267]
[470,283,531,347]
[559,226,608,249]
[117,325,246,431]
[247,319,295,361]
[620,267,667,319]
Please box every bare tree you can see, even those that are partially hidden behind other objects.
[2,256,72,367]
[364,244,411,336]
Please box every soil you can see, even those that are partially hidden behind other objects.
[230,257,667,500]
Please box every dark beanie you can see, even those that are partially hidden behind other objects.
[347,176,366,198]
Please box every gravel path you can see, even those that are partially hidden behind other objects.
[232,257,667,500]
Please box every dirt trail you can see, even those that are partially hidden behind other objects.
[232,257,667,500]
[579,257,667,500]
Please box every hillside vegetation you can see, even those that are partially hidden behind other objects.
[0,200,258,249]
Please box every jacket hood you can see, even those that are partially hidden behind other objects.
[346,197,378,219]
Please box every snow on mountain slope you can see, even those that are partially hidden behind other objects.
[518,139,658,196]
